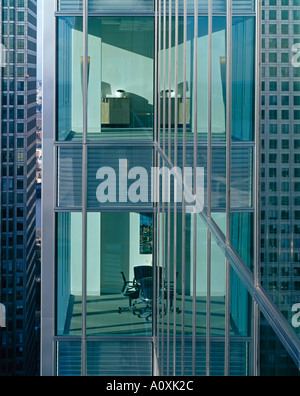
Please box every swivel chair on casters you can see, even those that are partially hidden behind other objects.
[137,277,153,321]
[119,272,139,314]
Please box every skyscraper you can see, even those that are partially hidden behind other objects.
[261,0,300,375]
[0,0,38,376]
[41,0,300,376]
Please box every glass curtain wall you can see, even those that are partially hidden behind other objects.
[55,1,156,376]
[53,0,300,376]
[155,1,255,376]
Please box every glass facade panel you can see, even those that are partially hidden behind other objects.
[57,146,83,208]
[57,17,83,141]
[58,0,83,12]
[160,340,250,376]
[260,316,300,377]
[87,146,153,209]
[56,212,83,336]
[57,341,82,376]
[87,341,153,376]
[232,16,255,142]
[86,212,153,336]
[87,17,154,141]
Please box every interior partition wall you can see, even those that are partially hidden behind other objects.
[41,0,300,376]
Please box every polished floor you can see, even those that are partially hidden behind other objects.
[64,294,240,337]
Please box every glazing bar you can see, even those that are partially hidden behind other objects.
[173,0,179,376]
[206,0,213,378]
[161,0,167,374]
[158,0,162,147]
[168,0,172,159]
[153,0,159,368]
[253,0,262,377]
[156,152,161,366]
[166,0,172,376]
[161,194,165,373]
[225,0,232,377]
[81,0,88,377]
[154,0,158,145]
[181,0,188,376]
[156,0,162,370]
[163,0,167,154]
[192,0,198,377]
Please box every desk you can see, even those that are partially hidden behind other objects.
[101,97,130,126]
[160,98,191,125]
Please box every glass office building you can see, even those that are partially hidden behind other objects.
[0,0,38,376]
[41,0,300,376]
[260,0,300,376]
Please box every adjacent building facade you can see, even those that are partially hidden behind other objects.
[42,0,300,376]
[0,0,38,376]
[260,0,300,375]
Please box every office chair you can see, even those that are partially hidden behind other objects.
[137,277,153,321]
[134,266,153,283]
[118,272,139,314]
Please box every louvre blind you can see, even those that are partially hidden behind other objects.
[57,146,83,208]
[58,0,255,13]
[87,341,153,376]
[87,146,153,209]
[174,146,253,211]
[161,340,250,376]
[57,341,82,376]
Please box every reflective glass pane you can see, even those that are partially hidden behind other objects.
[87,341,153,376]
[56,17,83,141]
[87,146,153,209]
[86,212,153,336]
[260,316,300,376]
[88,17,154,141]
[56,212,82,336]
[57,341,82,376]
[57,146,82,208]
[89,0,154,12]
[58,0,83,12]
[232,16,255,142]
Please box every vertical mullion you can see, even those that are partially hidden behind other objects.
[253,0,262,377]
[192,0,198,378]
[168,0,172,159]
[161,0,167,374]
[166,0,172,376]
[156,155,161,368]
[81,0,88,378]
[153,1,159,372]
[163,0,167,154]
[225,0,232,378]
[173,0,179,376]
[156,0,162,372]
[181,0,187,376]
[154,0,158,146]
[158,0,162,147]
[206,0,213,378]
[161,194,165,374]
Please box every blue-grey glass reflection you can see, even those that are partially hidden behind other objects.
[88,17,154,141]
[56,17,83,141]
[85,212,153,336]
[160,16,255,143]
